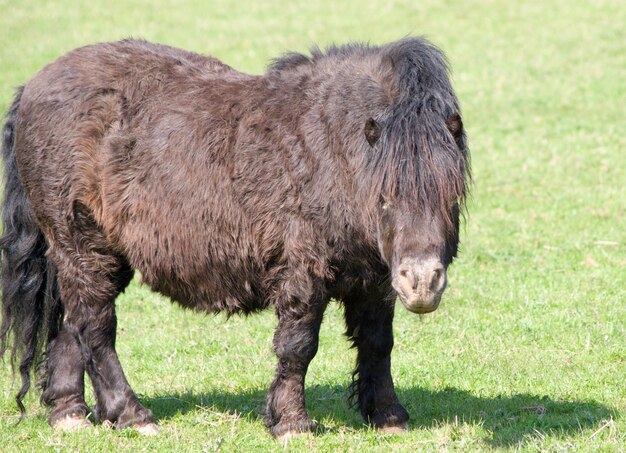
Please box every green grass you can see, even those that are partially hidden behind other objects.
[1,0,625,450]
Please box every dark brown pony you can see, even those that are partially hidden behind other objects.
[0,38,469,438]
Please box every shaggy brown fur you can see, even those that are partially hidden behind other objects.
[1,38,469,437]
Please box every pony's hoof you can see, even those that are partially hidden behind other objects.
[276,430,312,445]
[101,420,114,429]
[52,415,92,431]
[380,422,409,434]
[135,422,160,436]
[271,418,318,444]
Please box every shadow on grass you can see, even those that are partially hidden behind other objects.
[142,385,617,447]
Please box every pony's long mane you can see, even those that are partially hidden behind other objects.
[271,38,471,230]
[371,39,470,228]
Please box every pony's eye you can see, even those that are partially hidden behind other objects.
[364,117,381,146]
[445,112,463,147]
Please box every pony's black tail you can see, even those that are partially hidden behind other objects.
[0,87,62,417]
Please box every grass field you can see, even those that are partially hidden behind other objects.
[1,0,625,451]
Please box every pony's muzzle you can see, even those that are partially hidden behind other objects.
[392,258,447,313]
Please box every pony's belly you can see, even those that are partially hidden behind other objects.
[137,262,268,315]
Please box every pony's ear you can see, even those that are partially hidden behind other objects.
[364,118,381,146]
[446,112,464,147]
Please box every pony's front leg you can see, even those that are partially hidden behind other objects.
[264,296,327,440]
[344,289,409,432]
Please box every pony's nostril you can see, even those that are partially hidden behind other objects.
[430,268,445,292]
[398,268,418,291]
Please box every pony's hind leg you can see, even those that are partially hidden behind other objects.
[51,250,156,431]
[41,329,90,429]
[45,205,156,432]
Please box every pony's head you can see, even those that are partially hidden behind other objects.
[363,39,470,313]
